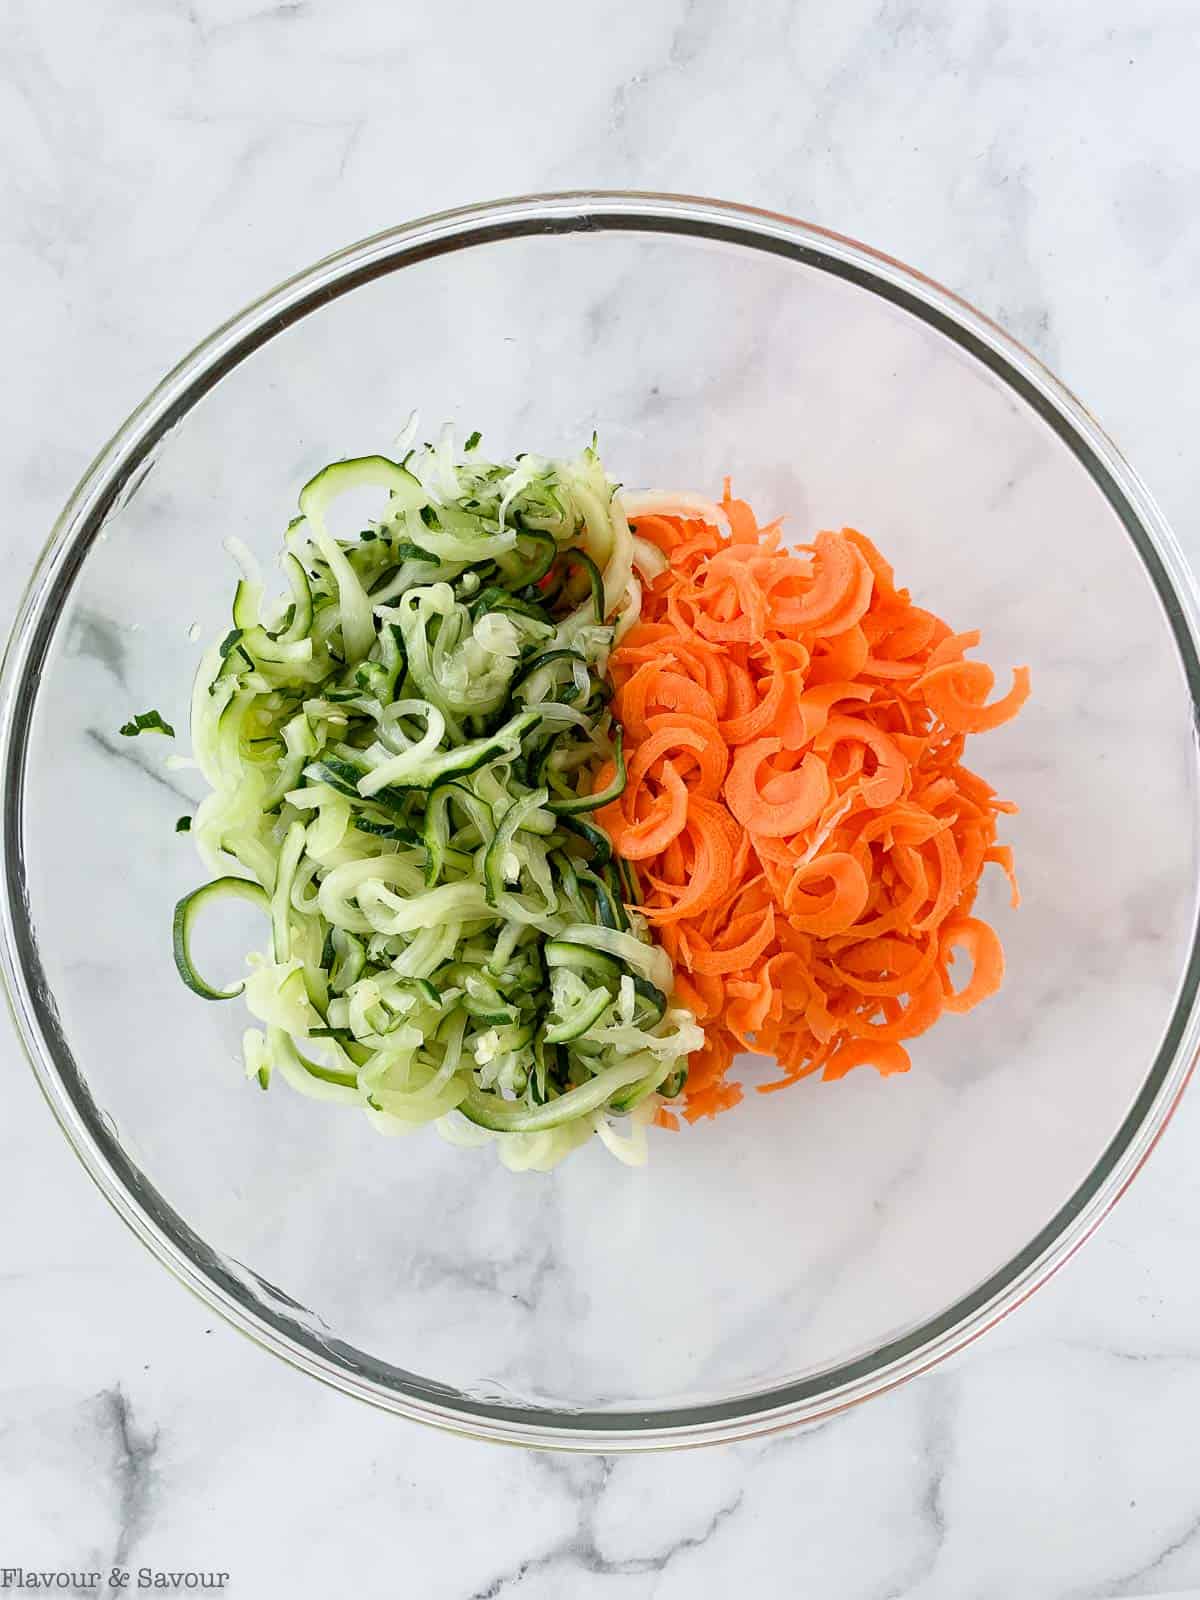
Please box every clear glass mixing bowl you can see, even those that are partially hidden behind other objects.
[3,193,1199,1450]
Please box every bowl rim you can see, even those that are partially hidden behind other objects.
[3,189,1199,1450]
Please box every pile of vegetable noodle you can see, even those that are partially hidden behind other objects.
[175,434,700,1171]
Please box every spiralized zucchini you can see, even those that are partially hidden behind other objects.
[175,433,700,1170]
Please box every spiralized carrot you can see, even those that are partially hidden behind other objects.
[599,485,1027,1123]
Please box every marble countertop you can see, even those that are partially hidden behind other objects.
[5,2,1200,1594]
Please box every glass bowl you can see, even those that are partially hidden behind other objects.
[4,193,1199,1451]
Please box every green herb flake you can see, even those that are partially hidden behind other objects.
[175,815,192,833]
[119,709,175,739]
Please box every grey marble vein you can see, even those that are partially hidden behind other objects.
[101,1386,160,1570]
[404,1237,557,1318]
[465,1453,746,1597]
[1076,1507,1200,1600]
[883,1378,953,1599]
[185,0,310,42]
[67,610,130,687]
[84,727,197,807]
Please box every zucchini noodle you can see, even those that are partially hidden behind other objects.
[174,432,698,1170]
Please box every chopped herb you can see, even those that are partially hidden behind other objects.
[419,505,441,530]
[464,430,482,452]
[119,709,175,738]
[175,815,192,833]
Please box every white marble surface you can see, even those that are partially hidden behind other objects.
[4,1,1200,1594]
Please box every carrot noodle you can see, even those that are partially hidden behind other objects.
[601,489,1027,1124]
